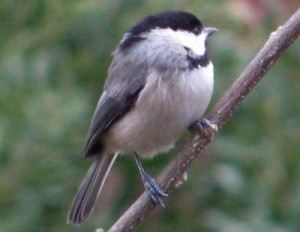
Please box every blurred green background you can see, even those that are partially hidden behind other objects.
[0,0,299,231]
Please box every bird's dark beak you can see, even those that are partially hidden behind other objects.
[204,27,218,36]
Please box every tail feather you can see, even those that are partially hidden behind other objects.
[67,153,118,225]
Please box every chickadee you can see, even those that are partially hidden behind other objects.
[67,11,217,225]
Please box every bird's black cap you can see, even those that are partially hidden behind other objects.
[120,11,203,51]
[130,11,203,35]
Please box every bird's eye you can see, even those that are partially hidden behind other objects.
[192,27,201,35]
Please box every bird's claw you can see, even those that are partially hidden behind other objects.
[142,173,168,207]
[189,118,218,137]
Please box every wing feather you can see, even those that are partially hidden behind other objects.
[83,56,148,158]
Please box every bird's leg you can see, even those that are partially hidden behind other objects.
[134,153,168,207]
[189,118,218,137]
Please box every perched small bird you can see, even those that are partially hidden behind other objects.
[67,11,217,225]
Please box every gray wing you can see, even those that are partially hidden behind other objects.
[83,56,148,158]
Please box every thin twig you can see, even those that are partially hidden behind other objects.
[104,8,300,232]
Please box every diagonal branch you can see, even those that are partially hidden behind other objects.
[104,8,300,232]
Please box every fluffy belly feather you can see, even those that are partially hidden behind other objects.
[104,64,214,158]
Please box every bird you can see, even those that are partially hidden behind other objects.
[67,10,217,225]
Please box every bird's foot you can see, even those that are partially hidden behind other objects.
[141,172,168,207]
[189,118,218,137]
[134,154,168,207]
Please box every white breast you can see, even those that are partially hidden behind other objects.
[104,63,214,158]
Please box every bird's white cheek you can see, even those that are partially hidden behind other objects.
[191,42,205,56]
[190,34,206,56]
[175,31,207,56]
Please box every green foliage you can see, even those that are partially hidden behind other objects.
[0,1,299,231]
